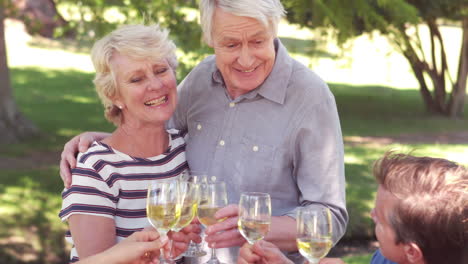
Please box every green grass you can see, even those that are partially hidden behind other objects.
[332,84,468,136]
[343,254,373,264]
[0,67,114,155]
[1,21,467,264]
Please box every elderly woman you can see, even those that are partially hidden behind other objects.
[59,24,198,263]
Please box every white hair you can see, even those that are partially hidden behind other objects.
[199,0,286,45]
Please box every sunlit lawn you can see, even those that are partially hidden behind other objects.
[1,19,466,264]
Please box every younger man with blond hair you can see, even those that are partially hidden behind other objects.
[238,152,467,264]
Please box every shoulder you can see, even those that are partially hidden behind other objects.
[282,60,337,117]
[289,60,332,100]
[76,141,115,167]
[180,55,216,84]
[370,250,397,264]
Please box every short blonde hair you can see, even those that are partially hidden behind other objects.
[199,0,286,45]
[373,152,468,264]
[91,24,177,125]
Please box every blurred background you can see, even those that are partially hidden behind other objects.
[0,0,467,263]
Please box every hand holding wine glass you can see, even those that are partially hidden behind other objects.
[238,192,271,245]
[146,179,181,264]
[296,207,333,264]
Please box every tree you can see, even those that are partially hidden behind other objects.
[54,0,205,77]
[8,0,68,38]
[284,0,468,117]
[0,0,206,145]
[0,1,38,144]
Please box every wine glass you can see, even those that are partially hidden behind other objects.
[181,171,208,258]
[197,180,228,264]
[238,192,271,244]
[147,179,181,264]
[168,180,200,260]
[296,207,333,264]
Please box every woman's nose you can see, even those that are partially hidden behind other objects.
[148,75,163,90]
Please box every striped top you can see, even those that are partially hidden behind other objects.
[59,130,188,263]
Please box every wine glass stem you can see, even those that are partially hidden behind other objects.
[159,231,168,263]
[168,238,174,260]
[160,248,166,262]
[210,245,217,260]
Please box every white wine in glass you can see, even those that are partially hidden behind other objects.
[237,192,271,244]
[198,180,228,264]
[296,207,333,264]
[172,181,198,232]
[147,179,181,264]
[181,171,208,258]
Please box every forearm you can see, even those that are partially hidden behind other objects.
[264,216,297,251]
[75,252,110,264]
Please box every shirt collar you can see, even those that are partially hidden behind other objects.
[211,38,293,104]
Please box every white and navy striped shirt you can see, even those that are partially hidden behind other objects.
[59,130,188,263]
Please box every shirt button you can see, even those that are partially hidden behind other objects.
[197,124,202,130]
[219,140,225,146]
[252,145,259,152]
[229,102,235,108]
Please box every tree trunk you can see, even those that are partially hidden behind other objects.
[0,4,38,145]
[10,0,68,38]
[400,32,440,114]
[449,17,468,118]
[427,19,448,114]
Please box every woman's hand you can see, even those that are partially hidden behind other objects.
[77,229,167,264]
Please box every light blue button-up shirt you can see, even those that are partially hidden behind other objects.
[170,38,347,263]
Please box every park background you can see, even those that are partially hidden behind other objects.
[0,0,467,263]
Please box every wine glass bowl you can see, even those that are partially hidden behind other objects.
[172,181,198,232]
[237,192,271,245]
[296,207,333,264]
[181,170,208,258]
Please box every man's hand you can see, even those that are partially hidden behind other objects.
[237,240,293,264]
[60,132,110,188]
[166,222,202,258]
[204,204,246,248]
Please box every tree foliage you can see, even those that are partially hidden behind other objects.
[284,0,468,117]
[53,0,207,78]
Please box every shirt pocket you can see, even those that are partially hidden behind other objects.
[238,136,276,192]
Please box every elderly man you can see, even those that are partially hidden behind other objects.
[60,0,348,263]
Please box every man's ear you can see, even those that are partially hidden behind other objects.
[403,243,424,263]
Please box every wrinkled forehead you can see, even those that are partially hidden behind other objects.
[212,8,274,36]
